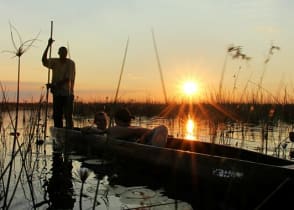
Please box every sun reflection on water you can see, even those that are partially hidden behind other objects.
[185,117,196,140]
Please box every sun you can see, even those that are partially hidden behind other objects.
[182,81,199,96]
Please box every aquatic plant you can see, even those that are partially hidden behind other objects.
[218,44,251,103]
[257,43,280,103]
[1,22,39,210]
[92,176,101,210]
[78,167,90,210]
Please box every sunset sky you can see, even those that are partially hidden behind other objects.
[1,1,293,103]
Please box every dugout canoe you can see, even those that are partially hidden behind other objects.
[50,126,294,209]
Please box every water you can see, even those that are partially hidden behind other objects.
[1,110,294,209]
[0,111,194,209]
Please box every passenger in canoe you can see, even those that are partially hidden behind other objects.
[81,111,109,134]
[107,107,168,147]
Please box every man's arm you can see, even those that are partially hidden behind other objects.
[42,38,54,67]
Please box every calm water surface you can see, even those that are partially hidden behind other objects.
[1,110,294,209]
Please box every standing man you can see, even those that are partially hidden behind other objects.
[42,38,76,128]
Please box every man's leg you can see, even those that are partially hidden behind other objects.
[64,95,74,128]
[53,95,63,128]
[139,125,168,147]
[150,125,168,147]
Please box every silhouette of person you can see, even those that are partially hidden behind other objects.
[81,111,109,134]
[108,107,168,147]
[42,38,76,128]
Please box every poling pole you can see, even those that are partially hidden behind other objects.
[43,20,53,152]
[151,29,168,104]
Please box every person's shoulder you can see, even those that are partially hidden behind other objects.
[67,59,75,64]
[68,59,75,69]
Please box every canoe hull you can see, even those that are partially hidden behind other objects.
[50,127,294,209]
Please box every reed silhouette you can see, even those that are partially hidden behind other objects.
[1,22,39,210]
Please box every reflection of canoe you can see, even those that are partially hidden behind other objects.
[50,126,294,210]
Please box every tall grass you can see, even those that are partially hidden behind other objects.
[1,23,40,210]
[0,90,47,209]
[257,43,280,103]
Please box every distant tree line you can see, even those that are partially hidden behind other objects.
[2,101,294,124]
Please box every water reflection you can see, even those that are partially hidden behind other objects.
[47,151,75,209]
[4,110,294,209]
[67,157,194,210]
[185,117,196,140]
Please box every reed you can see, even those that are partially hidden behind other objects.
[5,95,294,125]
[257,43,280,103]
[218,45,242,102]
[77,167,90,210]
[92,176,100,210]
[1,22,39,209]
[0,101,46,209]
[0,87,49,209]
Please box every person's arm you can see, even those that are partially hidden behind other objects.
[138,129,154,143]
[42,38,54,67]
[133,127,151,137]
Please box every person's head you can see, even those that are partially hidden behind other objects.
[114,107,135,126]
[94,111,109,130]
[58,46,68,59]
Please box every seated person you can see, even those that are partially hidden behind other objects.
[81,111,109,134]
[107,107,168,147]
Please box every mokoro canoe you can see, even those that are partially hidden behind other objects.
[50,126,294,209]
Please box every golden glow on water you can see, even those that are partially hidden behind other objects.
[185,118,196,140]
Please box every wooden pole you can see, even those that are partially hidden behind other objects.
[109,37,129,128]
[114,37,129,104]
[151,29,168,104]
[43,20,53,152]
